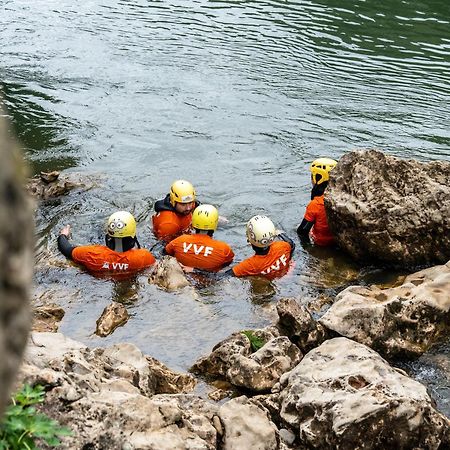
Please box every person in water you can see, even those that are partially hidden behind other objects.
[152,179,199,242]
[297,158,337,246]
[58,211,156,276]
[231,215,295,279]
[165,204,234,272]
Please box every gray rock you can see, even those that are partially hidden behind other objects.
[319,262,450,358]
[279,337,450,450]
[148,256,190,291]
[325,149,450,266]
[227,337,302,392]
[219,396,278,450]
[276,298,328,353]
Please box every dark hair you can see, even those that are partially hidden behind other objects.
[105,235,139,252]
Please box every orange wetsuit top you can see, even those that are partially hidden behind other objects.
[304,195,334,246]
[165,234,234,272]
[152,194,196,242]
[232,241,292,280]
[72,245,155,275]
[152,211,193,242]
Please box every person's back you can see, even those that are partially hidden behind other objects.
[297,158,337,246]
[303,194,334,246]
[58,211,155,278]
[231,215,294,280]
[165,205,234,272]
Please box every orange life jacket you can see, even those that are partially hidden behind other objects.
[232,241,292,280]
[304,195,334,246]
[165,234,234,272]
[152,210,193,242]
[72,245,155,277]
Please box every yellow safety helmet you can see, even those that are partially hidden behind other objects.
[246,215,277,248]
[170,180,196,207]
[106,211,136,238]
[192,204,219,231]
[310,158,337,185]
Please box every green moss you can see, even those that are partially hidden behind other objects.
[241,330,266,352]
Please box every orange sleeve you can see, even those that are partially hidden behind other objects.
[304,199,318,223]
[232,257,256,277]
[144,251,156,267]
[165,239,175,255]
[152,212,181,241]
[225,247,235,265]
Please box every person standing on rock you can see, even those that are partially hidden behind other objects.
[152,179,199,242]
[297,158,337,246]
[58,211,156,277]
[165,204,234,272]
[231,215,295,279]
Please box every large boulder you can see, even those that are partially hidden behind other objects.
[192,328,301,392]
[0,110,34,415]
[325,149,450,266]
[279,337,450,450]
[319,262,450,358]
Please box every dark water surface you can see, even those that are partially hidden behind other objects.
[1,0,449,413]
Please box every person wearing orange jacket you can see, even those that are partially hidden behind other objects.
[297,158,337,246]
[231,215,295,280]
[152,179,199,242]
[165,204,234,272]
[58,211,156,277]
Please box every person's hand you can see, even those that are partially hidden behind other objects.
[218,215,229,225]
[60,225,71,237]
[179,263,194,273]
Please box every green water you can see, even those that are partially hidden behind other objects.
[1,0,449,414]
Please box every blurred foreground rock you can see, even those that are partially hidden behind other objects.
[325,149,450,266]
[0,109,34,414]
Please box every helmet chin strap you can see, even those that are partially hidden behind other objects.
[114,238,124,253]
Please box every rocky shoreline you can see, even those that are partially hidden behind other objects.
[20,260,450,449]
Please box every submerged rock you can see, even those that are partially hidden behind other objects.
[279,337,450,450]
[319,261,450,358]
[325,149,450,266]
[26,171,98,200]
[148,255,190,291]
[32,304,65,332]
[95,302,129,337]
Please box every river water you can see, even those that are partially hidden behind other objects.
[1,0,449,414]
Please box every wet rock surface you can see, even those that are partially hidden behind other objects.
[279,337,450,450]
[26,171,97,199]
[32,304,65,332]
[95,301,129,337]
[320,261,450,358]
[325,149,450,266]
[148,255,191,291]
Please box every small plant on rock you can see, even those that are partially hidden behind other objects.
[241,330,266,352]
[0,384,71,449]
